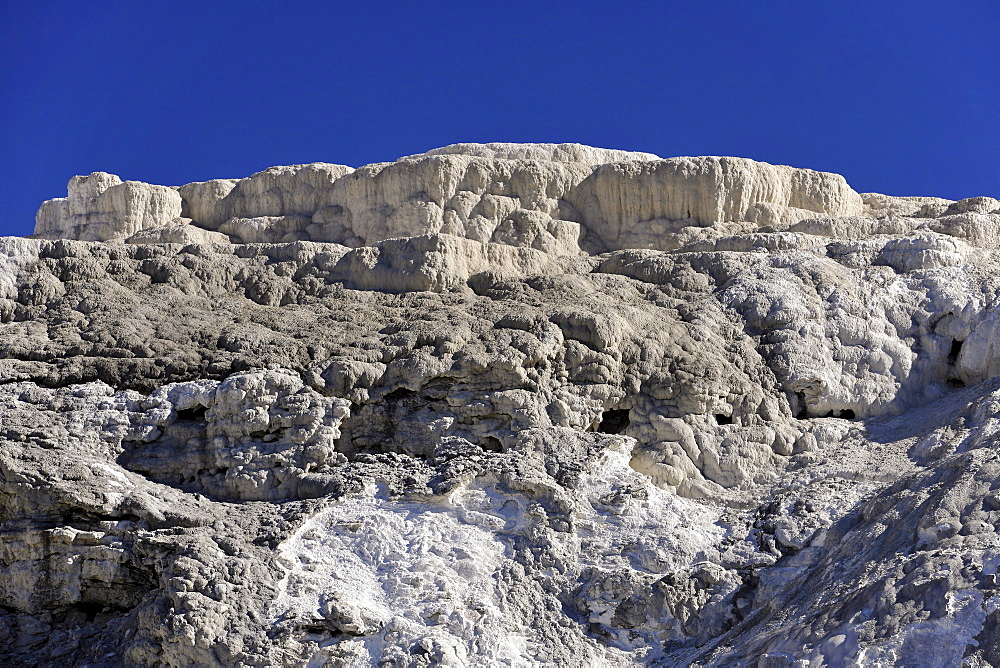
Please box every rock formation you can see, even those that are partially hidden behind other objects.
[2,142,1000,665]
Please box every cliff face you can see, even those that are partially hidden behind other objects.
[33,142,864,254]
[3,143,1000,666]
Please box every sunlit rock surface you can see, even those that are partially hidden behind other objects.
[3,143,1000,665]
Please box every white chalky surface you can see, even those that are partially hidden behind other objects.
[273,448,725,667]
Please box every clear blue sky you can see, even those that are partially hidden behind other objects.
[1,1,997,237]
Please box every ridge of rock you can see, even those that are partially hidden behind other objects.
[34,143,871,255]
[406,141,663,164]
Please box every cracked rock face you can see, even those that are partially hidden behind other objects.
[3,142,1000,665]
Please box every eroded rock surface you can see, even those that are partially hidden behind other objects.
[3,143,1000,665]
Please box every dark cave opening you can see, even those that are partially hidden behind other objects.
[948,338,963,365]
[946,339,965,388]
[820,409,856,420]
[795,391,856,420]
[596,409,630,434]
[714,414,734,425]
[175,405,207,421]
[74,601,106,623]
[794,392,809,419]
[480,436,504,452]
[383,387,417,402]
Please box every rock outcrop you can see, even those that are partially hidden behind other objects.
[4,143,1000,665]
[35,172,183,241]
[33,143,868,254]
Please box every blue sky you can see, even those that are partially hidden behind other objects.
[1,1,997,237]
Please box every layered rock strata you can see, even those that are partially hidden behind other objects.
[1,143,999,665]
[34,143,864,254]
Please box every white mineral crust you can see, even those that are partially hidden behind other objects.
[2,143,1000,665]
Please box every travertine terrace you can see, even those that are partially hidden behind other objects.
[3,142,1000,666]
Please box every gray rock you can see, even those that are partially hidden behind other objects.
[3,143,1000,665]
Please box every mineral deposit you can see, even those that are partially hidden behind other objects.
[2,143,1000,666]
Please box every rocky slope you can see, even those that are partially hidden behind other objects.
[2,142,1000,666]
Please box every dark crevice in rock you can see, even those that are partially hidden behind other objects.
[596,409,630,434]
[948,338,963,365]
[946,338,965,388]
[175,405,207,421]
[730,569,760,623]
[480,436,504,452]
[794,392,809,419]
[820,409,856,420]
[71,601,106,623]
[715,413,734,425]
[62,511,145,526]
[383,387,416,402]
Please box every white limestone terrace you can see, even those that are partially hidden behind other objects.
[33,141,891,253]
